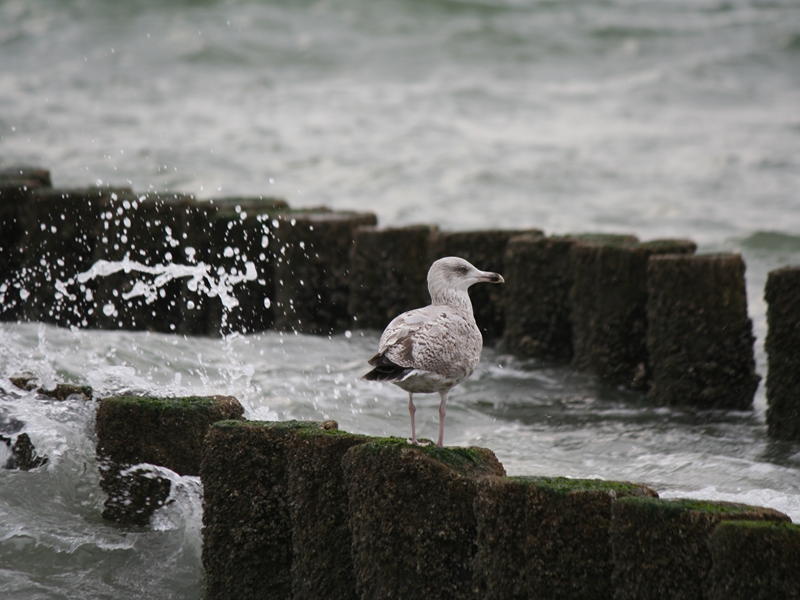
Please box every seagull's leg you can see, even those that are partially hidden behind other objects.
[408,393,418,445]
[436,390,449,447]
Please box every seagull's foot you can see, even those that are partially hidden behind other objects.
[407,438,431,446]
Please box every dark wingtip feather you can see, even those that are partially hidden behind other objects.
[361,364,412,382]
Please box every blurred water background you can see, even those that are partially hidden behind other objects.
[1,0,800,597]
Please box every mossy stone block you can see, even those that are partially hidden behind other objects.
[473,475,656,600]
[91,192,209,333]
[191,197,289,336]
[765,266,800,440]
[17,187,134,327]
[96,395,243,526]
[0,174,51,322]
[646,253,759,409]
[430,229,543,340]
[290,425,371,600]
[273,209,378,334]
[343,439,505,600]
[503,234,637,361]
[708,520,800,600]
[570,238,696,388]
[201,420,326,600]
[611,497,790,600]
[348,224,437,330]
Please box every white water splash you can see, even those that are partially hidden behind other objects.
[68,256,257,310]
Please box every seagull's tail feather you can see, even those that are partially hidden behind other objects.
[362,353,413,382]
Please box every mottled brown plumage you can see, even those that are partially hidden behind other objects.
[362,256,504,446]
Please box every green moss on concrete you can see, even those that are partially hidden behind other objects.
[96,394,243,526]
[611,496,789,600]
[343,440,505,600]
[511,475,657,497]
[708,520,800,600]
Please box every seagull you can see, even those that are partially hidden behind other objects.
[362,256,504,447]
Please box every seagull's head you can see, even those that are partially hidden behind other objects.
[427,256,504,304]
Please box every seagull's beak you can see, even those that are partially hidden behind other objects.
[479,271,504,284]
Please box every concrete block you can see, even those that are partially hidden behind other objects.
[764,266,800,440]
[646,253,759,409]
[96,395,243,526]
[0,171,51,321]
[91,192,209,333]
[343,439,506,600]
[273,209,377,334]
[570,238,696,388]
[202,420,333,600]
[348,224,437,330]
[611,497,789,600]
[16,186,134,327]
[473,476,657,600]
[193,197,289,336]
[707,520,800,600]
[430,229,543,340]
[289,424,370,600]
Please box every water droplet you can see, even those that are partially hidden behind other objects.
[102,302,115,316]
[345,330,352,339]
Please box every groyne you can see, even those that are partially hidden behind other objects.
[4,166,797,430]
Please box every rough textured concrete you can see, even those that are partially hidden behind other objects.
[343,439,506,600]
[503,234,637,361]
[611,497,790,600]
[348,224,437,330]
[202,420,326,600]
[0,169,52,322]
[570,238,697,389]
[473,476,657,600]
[429,229,543,341]
[289,424,371,600]
[91,192,208,333]
[273,209,378,334]
[646,253,759,409]
[707,520,800,600]
[192,197,289,336]
[16,186,134,327]
[96,395,242,526]
[764,266,800,440]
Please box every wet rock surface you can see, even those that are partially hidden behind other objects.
[343,439,505,600]
[96,394,243,526]
[646,253,759,409]
[348,224,437,330]
[570,238,696,389]
[611,497,790,600]
[764,266,800,440]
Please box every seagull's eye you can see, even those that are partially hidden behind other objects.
[458,266,468,274]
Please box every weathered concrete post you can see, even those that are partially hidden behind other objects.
[0,167,52,322]
[611,497,789,600]
[191,197,289,336]
[503,234,637,361]
[570,239,697,389]
[91,192,210,333]
[273,210,378,334]
[430,229,543,340]
[95,395,243,526]
[707,521,800,600]
[473,476,657,600]
[348,224,437,330]
[764,266,800,440]
[343,439,506,600]
[646,253,759,409]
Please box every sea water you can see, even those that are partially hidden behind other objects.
[1,0,800,597]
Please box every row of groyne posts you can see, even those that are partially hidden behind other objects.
[1,166,800,598]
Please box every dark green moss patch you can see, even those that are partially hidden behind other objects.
[611,496,789,600]
[96,394,243,526]
[343,441,505,600]
[474,475,656,600]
